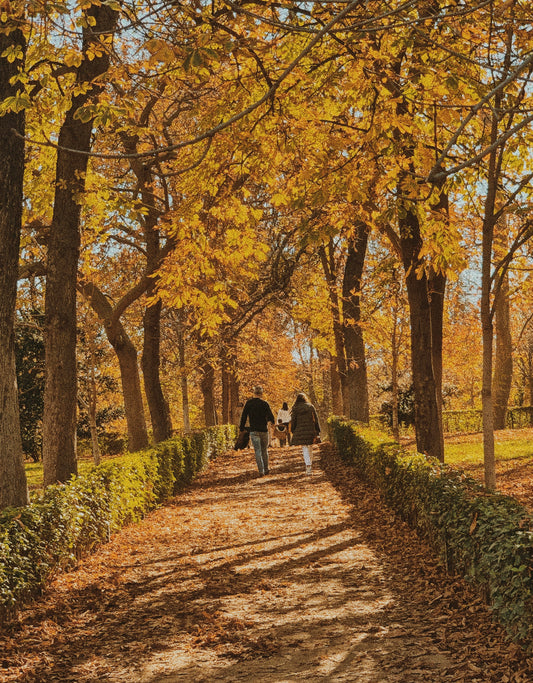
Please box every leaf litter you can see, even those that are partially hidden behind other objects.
[0,442,532,682]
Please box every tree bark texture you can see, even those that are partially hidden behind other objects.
[142,299,172,442]
[329,353,343,415]
[319,242,347,414]
[115,335,150,452]
[428,267,446,458]
[79,280,149,451]
[493,258,513,430]
[43,2,118,486]
[87,364,101,465]
[176,313,191,433]
[0,19,29,507]
[428,178,448,456]
[221,344,240,425]
[342,224,370,423]
[399,206,444,462]
[480,101,503,490]
[121,126,173,445]
[200,361,217,427]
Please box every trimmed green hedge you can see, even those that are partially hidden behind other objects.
[328,417,533,650]
[370,406,533,434]
[0,425,236,620]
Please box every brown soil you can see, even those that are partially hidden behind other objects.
[1,443,532,682]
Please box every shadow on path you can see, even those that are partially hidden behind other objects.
[0,444,531,682]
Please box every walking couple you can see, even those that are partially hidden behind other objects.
[238,386,321,476]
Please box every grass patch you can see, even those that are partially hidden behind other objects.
[25,457,117,492]
[445,436,533,466]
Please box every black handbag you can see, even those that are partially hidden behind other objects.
[234,428,250,450]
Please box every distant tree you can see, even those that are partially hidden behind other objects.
[379,385,415,430]
[15,312,45,462]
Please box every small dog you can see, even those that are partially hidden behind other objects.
[272,419,290,447]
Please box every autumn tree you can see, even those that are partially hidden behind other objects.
[0,4,29,507]
[42,1,119,485]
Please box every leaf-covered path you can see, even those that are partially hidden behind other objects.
[2,444,532,682]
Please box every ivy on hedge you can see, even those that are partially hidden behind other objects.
[0,424,236,620]
[328,417,533,650]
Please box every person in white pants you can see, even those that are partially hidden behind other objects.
[290,393,321,475]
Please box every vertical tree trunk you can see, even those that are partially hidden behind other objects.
[319,241,347,414]
[480,99,503,490]
[0,15,29,508]
[200,361,217,426]
[528,335,533,406]
[428,268,446,458]
[428,178,448,455]
[329,352,343,415]
[87,364,101,465]
[177,318,191,433]
[79,280,149,451]
[43,2,118,486]
[221,344,240,425]
[391,314,400,442]
[493,250,513,430]
[114,331,149,451]
[342,223,369,423]
[221,359,230,425]
[142,299,172,442]
[399,205,444,462]
[307,342,318,406]
[120,123,173,445]
[230,370,240,425]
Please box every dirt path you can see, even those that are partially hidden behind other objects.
[1,444,532,682]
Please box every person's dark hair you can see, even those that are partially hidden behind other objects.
[294,393,309,404]
[282,401,288,411]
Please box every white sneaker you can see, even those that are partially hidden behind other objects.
[306,465,312,475]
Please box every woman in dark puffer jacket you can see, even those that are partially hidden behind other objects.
[290,393,320,475]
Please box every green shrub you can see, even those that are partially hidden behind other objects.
[328,417,533,651]
[0,425,237,620]
[437,406,533,434]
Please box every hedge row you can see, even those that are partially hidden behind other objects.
[442,406,533,433]
[0,425,236,620]
[328,417,533,650]
[370,406,533,434]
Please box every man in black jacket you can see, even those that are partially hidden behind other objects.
[239,385,275,476]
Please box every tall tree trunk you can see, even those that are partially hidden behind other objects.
[428,176,448,454]
[319,241,347,413]
[0,15,29,508]
[480,97,504,490]
[329,352,343,415]
[115,333,149,451]
[391,314,400,442]
[120,125,173,445]
[528,334,533,406]
[342,223,369,423]
[493,248,513,430]
[428,267,446,458]
[307,342,318,407]
[43,2,118,486]
[177,316,191,433]
[221,362,230,425]
[221,344,240,425]
[383,12,445,462]
[79,280,149,451]
[200,361,217,427]
[399,204,443,462]
[142,299,172,442]
[87,364,101,465]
